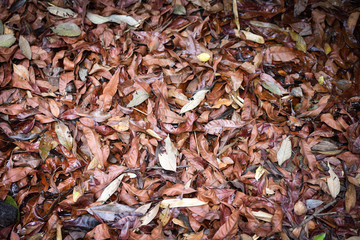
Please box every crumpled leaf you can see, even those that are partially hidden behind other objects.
[51,22,81,37]
[126,90,149,108]
[327,162,340,199]
[86,12,140,27]
[0,34,16,47]
[160,198,207,208]
[47,5,78,18]
[180,89,208,114]
[19,36,32,60]
[159,135,179,172]
[277,136,292,166]
[55,121,73,151]
[213,209,240,240]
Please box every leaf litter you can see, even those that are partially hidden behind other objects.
[0,0,359,239]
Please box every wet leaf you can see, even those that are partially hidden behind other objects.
[55,121,73,151]
[277,136,292,166]
[51,22,81,37]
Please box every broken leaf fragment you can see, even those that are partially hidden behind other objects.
[160,198,207,208]
[173,4,186,15]
[255,165,266,181]
[54,121,73,151]
[252,211,273,222]
[51,22,81,37]
[197,53,211,62]
[126,90,149,107]
[19,35,32,60]
[0,34,16,47]
[158,135,178,171]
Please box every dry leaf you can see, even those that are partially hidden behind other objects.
[19,35,32,60]
[97,173,136,202]
[140,203,160,226]
[160,198,207,208]
[277,136,292,166]
[51,22,81,37]
[197,53,211,62]
[252,210,273,222]
[87,12,140,27]
[126,90,149,107]
[327,162,340,199]
[55,121,73,151]
[345,184,356,213]
[180,90,208,114]
[0,34,16,47]
[241,30,265,44]
[47,5,78,18]
[159,135,178,171]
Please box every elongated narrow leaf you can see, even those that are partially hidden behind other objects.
[89,203,137,222]
[47,5,77,18]
[180,89,208,114]
[159,135,178,171]
[126,90,149,107]
[19,36,32,60]
[140,203,160,226]
[55,121,73,151]
[86,12,110,24]
[108,15,139,27]
[327,162,340,199]
[277,136,292,166]
[160,198,207,208]
[39,131,53,160]
[97,173,136,202]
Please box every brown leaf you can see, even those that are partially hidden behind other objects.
[213,209,240,240]
[97,68,120,111]
[345,184,356,213]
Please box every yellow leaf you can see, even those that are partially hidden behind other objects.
[197,53,211,62]
[255,165,266,181]
[241,30,265,44]
[324,43,332,55]
[318,75,324,85]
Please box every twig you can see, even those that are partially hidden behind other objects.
[290,199,338,231]
[133,107,148,116]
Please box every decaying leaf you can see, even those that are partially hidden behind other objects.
[19,36,32,60]
[180,90,208,114]
[39,131,53,160]
[277,136,292,166]
[55,121,73,151]
[51,22,81,37]
[47,5,78,18]
[160,198,207,208]
[158,135,178,171]
[327,162,340,199]
[126,90,149,108]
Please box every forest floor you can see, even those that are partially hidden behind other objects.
[0,0,359,239]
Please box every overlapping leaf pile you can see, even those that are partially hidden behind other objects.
[0,0,359,239]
